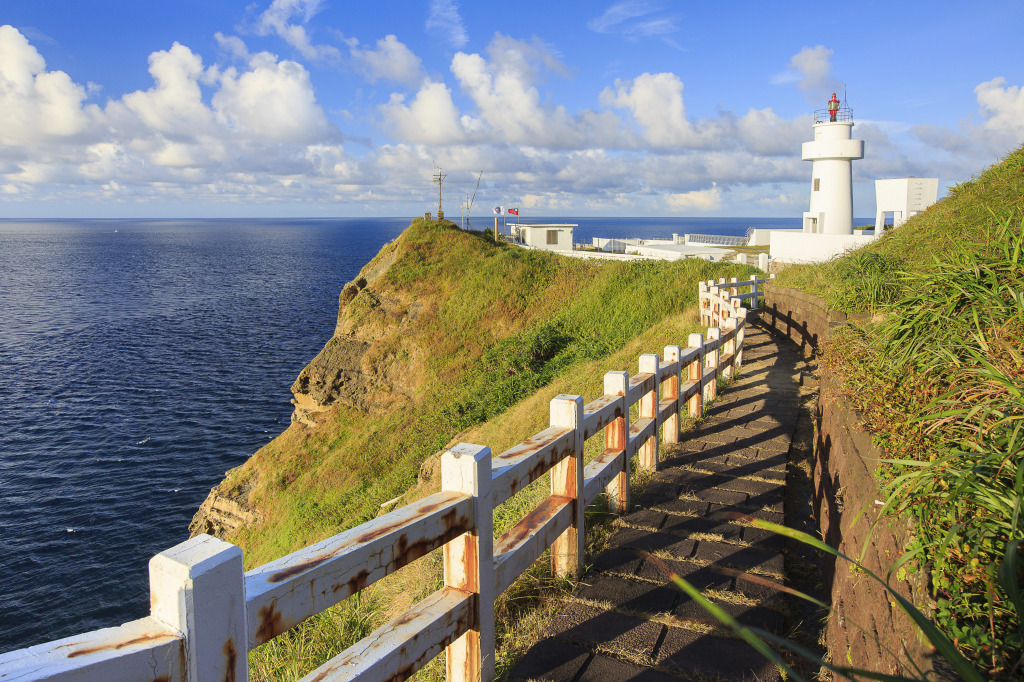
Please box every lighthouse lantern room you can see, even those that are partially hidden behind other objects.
[801,93,864,235]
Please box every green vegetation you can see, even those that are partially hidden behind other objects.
[774,144,1024,677]
[222,217,759,678]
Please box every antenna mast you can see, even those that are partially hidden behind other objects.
[431,162,447,217]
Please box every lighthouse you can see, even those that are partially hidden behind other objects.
[801,93,864,235]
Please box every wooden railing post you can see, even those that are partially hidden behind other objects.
[663,345,681,444]
[723,317,738,381]
[705,328,720,403]
[550,395,584,580]
[149,534,247,682]
[687,334,704,419]
[709,286,720,325]
[603,371,630,514]
[698,283,708,326]
[736,307,747,367]
[442,443,495,682]
[639,354,660,471]
[729,276,738,299]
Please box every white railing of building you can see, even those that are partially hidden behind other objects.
[1,284,758,682]
[683,233,749,247]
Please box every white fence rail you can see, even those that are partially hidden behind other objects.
[1,297,752,682]
[699,275,774,328]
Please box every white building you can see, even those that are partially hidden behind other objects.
[516,223,576,251]
[875,178,939,232]
[801,94,864,235]
[771,94,876,265]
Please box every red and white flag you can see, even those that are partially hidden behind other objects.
[508,207,519,216]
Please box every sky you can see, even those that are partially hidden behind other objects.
[2,1,1023,219]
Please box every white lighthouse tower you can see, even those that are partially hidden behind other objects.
[801,93,864,235]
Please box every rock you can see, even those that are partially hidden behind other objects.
[189,470,262,539]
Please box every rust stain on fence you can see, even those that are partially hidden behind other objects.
[222,638,237,682]
[255,599,284,643]
[63,632,177,658]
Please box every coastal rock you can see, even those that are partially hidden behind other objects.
[289,238,423,426]
[188,470,262,539]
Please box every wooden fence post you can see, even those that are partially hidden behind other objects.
[705,328,720,403]
[709,286,720,325]
[687,334,704,419]
[736,307,747,367]
[603,371,630,515]
[698,283,708,326]
[442,443,495,682]
[149,534,247,682]
[663,346,681,444]
[638,354,660,471]
[550,395,585,580]
[729,276,738,299]
[723,317,738,381]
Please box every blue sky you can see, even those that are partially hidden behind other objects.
[2,1,1022,218]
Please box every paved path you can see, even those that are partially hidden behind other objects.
[510,321,809,681]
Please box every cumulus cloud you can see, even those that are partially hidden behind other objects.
[426,0,468,49]
[601,72,725,149]
[911,77,1024,160]
[0,25,98,145]
[214,52,336,143]
[973,77,1024,142]
[666,183,721,211]
[0,25,349,204]
[254,0,341,61]
[774,45,841,104]
[215,32,250,61]
[381,80,466,144]
[348,34,424,86]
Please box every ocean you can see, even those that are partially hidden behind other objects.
[0,215,799,654]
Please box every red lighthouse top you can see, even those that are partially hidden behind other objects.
[827,93,841,121]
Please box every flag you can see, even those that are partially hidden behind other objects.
[508,207,519,216]
[492,206,503,215]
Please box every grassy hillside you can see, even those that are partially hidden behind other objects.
[217,218,758,565]
[774,144,1024,676]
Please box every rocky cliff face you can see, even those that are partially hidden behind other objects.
[191,228,428,539]
[288,238,425,426]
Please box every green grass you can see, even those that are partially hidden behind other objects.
[218,217,757,678]
[771,143,1024,677]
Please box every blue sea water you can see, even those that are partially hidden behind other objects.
[0,215,788,654]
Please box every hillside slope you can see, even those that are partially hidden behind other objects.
[191,218,759,566]
[772,144,1024,677]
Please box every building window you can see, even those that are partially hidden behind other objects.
[813,178,820,191]
[547,230,558,245]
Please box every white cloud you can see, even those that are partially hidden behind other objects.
[381,80,467,144]
[587,1,677,39]
[600,72,724,149]
[215,32,250,61]
[119,43,216,136]
[666,184,722,211]
[774,45,840,104]
[426,0,468,49]
[0,24,98,144]
[736,108,808,156]
[348,34,424,86]
[213,52,336,143]
[254,0,341,61]
[973,77,1024,142]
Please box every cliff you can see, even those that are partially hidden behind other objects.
[189,218,758,565]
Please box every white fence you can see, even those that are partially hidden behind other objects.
[700,275,773,329]
[0,278,765,682]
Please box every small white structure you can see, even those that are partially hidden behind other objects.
[874,178,939,232]
[517,223,575,251]
[801,94,864,235]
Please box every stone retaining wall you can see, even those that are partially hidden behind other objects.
[763,286,941,676]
